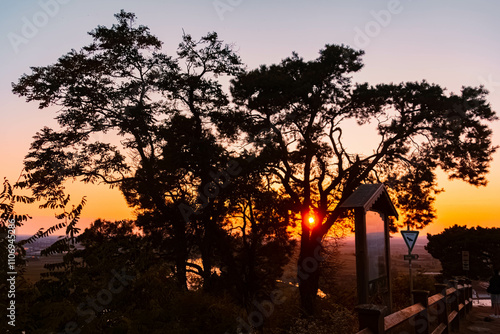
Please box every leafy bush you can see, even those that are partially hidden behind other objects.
[285,304,356,334]
[392,273,437,311]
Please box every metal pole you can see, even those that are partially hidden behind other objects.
[407,225,414,305]
[409,256,413,305]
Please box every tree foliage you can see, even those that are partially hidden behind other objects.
[12,10,250,292]
[16,219,242,333]
[230,45,497,313]
[231,51,497,235]
[426,225,500,280]
[0,177,32,331]
[12,12,294,330]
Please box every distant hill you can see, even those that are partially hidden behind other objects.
[18,235,82,257]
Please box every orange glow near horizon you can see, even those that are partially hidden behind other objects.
[13,181,135,236]
[11,164,500,238]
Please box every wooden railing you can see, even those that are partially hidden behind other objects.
[355,279,473,334]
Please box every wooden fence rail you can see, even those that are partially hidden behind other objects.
[355,279,473,334]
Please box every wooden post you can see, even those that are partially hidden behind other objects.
[435,284,449,334]
[384,214,392,313]
[412,290,430,334]
[465,279,473,313]
[449,280,459,332]
[457,279,466,319]
[355,304,387,334]
[355,208,369,305]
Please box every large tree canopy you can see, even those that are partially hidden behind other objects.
[12,10,251,292]
[230,46,497,313]
[12,11,294,321]
[231,49,496,233]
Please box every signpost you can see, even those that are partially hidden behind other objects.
[401,229,419,304]
[462,251,470,272]
[401,230,419,253]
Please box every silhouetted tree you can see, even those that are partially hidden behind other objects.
[12,14,296,333]
[12,11,243,290]
[0,176,87,332]
[426,225,500,280]
[222,172,296,311]
[0,178,33,333]
[18,218,242,333]
[230,46,497,314]
[0,177,33,268]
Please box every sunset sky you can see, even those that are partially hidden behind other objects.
[1,0,499,237]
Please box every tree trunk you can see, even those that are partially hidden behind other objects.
[201,245,213,291]
[174,221,188,290]
[297,230,323,316]
[200,213,216,291]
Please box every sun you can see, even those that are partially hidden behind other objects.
[308,216,315,225]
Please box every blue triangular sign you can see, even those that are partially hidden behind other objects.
[401,230,419,253]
